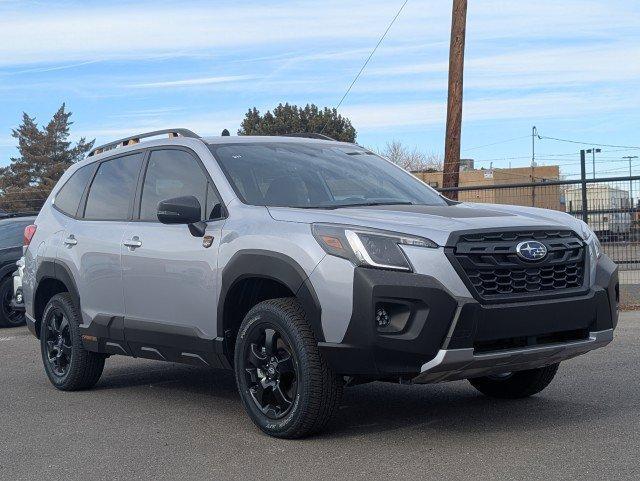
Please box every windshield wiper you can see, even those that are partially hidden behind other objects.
[331,201,415,209]
[268,201,414,210]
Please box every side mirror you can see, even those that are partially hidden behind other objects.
[157,196,202,225]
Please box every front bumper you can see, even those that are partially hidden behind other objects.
[319,255,619,382]
[413,328,613,383]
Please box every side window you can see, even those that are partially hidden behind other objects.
[54,164,94,217]
[139,149,209,222]
[84,153,143,220]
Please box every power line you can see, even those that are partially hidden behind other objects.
[537,134,640,150]
[327,0,409,113]
[472,149,640,164]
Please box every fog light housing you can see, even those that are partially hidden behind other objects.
[375,302,412,333]
[15,288,23,304]
[375,306,391,328]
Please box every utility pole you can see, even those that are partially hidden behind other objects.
[531,126,537,167]
[580,150,588,223]
[586,148,601,179]
[531,126,538,207]
[442,0,467,200]
[623,155,638,207]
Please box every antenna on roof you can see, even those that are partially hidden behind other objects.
[221,129,230,136]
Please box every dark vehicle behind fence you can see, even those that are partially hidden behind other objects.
[0,213,36,327]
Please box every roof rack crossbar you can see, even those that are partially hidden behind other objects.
[88,128,200,157]
[282,133,337,141]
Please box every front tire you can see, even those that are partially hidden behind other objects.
[0,276,24,328]
[40,293,105,391]
[234,298,343,439]
[469,363,560,399]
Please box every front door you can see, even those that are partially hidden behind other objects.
[121,147,224,364]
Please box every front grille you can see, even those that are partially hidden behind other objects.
[449,230,587,303]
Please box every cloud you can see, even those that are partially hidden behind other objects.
[108,107,186,119]
[1,0,638,71]
[342,90,639,130]
[359,43,640,102]
[0,60,102,76]
[129,75,256,89]
[0,1,413,67]
[1,0,639,167]
[74,111,243,144]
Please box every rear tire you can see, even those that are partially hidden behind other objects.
[469,363,560,399]
[234,298,343,439]
[40,293,105,391]
[0,276,24,328]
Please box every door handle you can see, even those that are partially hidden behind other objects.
[64,235,77,247]
[123,237,142,249]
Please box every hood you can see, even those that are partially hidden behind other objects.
[267,202,581,246]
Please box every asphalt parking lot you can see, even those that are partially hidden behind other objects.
[1,314,639,481]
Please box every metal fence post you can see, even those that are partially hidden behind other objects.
[580,149,588,223]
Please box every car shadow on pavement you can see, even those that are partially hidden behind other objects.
[93,362,613,440]
[94,363,239,400]
[323,381,613,439]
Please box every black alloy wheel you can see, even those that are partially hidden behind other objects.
[244,326,298,419]
[43,307,73,378]
[0,277,24,327]
[40,293,106,391]
[234,298,343,438]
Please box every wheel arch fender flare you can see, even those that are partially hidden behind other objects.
[217,250,324,342]
[35,260,82,317]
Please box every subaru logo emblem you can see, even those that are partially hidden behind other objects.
[516,241,547,261]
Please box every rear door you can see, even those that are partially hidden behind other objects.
[57,152,144,345]
[121,147,224,359]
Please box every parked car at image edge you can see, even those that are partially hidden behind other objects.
[21,129,619,438]
[12,256,25,313]
[0,213,35,327]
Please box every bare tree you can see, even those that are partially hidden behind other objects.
[377,141,442,172]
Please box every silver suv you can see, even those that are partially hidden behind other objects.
[22,129,619,438]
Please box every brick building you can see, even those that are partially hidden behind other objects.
[412,165,563,211]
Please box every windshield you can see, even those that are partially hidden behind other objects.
[209,142,446,209]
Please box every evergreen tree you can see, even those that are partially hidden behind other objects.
[238,103,356,142]
[0,104,93,212]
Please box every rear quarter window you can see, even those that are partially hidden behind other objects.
[54,164,95,217]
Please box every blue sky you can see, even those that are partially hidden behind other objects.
[1,0,639,178]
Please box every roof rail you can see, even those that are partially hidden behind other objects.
[88,128,200,157]
[282,133,337,141]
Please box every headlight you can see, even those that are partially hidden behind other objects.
[577,221,602,260]
[312,223,438,271]
[590,234,602,259]
[577,220,593,242]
